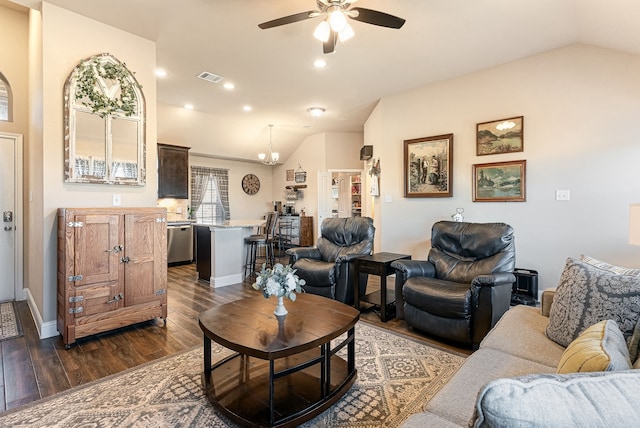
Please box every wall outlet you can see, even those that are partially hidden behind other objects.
[384,195,392,203]
[555,190,570,201]
[176,207,182,214]
[112,194,122,206]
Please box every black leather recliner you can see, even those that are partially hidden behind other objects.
[286,217,375,304]
[392,221,516,349]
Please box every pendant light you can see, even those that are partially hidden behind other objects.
[258,124,279,165]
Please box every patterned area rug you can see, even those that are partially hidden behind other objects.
[0,301,23,341]
[0,323,465,427]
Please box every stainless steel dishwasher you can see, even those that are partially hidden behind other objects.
[167,221,193,265]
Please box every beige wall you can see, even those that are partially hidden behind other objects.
[187,154,276,219]
[365,44,640,294]
[272,132,363,222]
[30,3,158,335]
[0,5,28,134]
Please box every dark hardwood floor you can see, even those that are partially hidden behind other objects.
[0,262,470,413]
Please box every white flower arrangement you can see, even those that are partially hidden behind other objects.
[252,263,305,301]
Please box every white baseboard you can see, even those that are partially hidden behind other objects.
[24,288,59,339]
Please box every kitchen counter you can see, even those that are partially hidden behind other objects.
[193,219,264,287]
[196,219,264,228]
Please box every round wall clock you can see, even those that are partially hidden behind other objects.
[241,173,260,195]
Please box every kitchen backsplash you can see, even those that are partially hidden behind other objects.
[157,198,190,221]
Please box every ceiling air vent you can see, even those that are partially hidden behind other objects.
[197,71,224,84]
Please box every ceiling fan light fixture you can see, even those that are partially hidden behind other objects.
[329,9,347,32]
[314,20,330,42]
[338,22,354,42]
[307,107,325,117]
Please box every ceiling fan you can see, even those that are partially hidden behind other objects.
[258,0,406,54]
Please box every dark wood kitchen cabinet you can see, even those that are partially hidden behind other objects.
[158,143,190,199]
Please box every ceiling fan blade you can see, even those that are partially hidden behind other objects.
[258,11,317,29]
[349,7,406,29]
[323,31,337,54]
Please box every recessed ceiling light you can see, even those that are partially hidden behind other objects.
[184,104,194,110]
[243,105,252,112]
[155,68,167,77]
[307,107,325,117]
[223,82,235,90]
[314,59,327,68]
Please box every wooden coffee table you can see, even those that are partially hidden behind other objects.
[199,293,360,428]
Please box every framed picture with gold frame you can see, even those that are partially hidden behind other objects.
[472,160,526,202]
[476,116,523,156]
[404,134,453,198]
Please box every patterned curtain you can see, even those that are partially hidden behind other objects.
[190,166,230,221]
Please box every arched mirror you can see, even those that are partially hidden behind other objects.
[64,53,145,185]
[0,72,11,122]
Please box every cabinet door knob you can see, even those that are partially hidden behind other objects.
[106,292,124,304]
[120,256,130,263]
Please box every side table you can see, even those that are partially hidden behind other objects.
[354,252,411,322]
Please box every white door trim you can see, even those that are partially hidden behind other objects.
[1,132,24,301]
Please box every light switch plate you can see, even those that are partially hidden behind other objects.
[112,194,122,206]
[555,190,570,201]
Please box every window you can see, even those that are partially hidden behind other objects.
[190,166,230,223]
[195,176,226,223]
[0,72,12,122]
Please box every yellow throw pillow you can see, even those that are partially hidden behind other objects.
[557,320,632,374]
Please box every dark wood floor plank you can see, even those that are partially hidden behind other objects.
[0,260,470,412]
[2,336,40,410]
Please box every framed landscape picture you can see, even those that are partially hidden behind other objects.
[476,116,523,156]
[473,160,526,202]
[404,134,453,198]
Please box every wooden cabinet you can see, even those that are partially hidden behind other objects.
[57,207,167,347]
[157,143,190,199]
[278,215,314,248]
[300,216,314,246]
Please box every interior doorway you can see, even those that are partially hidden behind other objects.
[317,169,363,238]
[0,133,23,301]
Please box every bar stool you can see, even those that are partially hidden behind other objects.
[277,218,294,257]
[244,212,278,278]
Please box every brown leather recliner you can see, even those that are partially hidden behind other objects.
[392,221,516,349]
[286,217,375,304]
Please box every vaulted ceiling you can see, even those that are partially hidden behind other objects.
[10,0,640,161]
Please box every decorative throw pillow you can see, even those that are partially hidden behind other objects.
[579,255,640,362]
[580,254,640,277]
[557,320,631,374]
[546,257,640,350]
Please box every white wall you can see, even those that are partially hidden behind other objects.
[365,44,640,293]
[36,3,158,330]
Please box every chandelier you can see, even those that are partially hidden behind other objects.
[258,124,279,165]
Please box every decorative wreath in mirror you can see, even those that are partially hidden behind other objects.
[74,54,141,118]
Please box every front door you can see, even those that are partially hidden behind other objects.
[0,133,22,301]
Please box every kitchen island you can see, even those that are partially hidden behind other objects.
[194,220,264,287]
